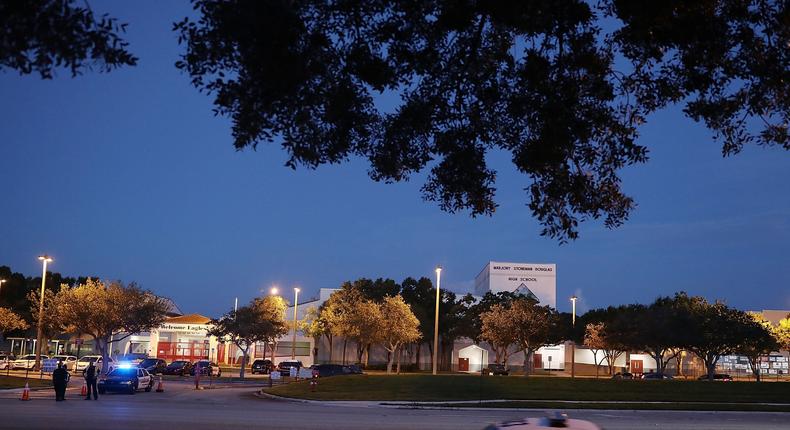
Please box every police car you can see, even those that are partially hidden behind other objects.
[98,366,153,394]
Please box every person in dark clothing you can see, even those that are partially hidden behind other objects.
[52,363,69,401]
[84,362,98,400]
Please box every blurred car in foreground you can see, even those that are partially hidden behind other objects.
[484,413,600,430]
[697,373,733,381]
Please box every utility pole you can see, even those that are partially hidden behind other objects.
[432,266,442,375]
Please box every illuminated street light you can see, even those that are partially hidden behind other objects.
[292,287,300,359]
[270,287,279,296]
[570,295,577,379]
[432,266,442,375]
[0,279,6,296]
[35,255,53,371]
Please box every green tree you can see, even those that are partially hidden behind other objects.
[508,299,562,375]
[174,0,789,242]
[776,315,790,351]
[209,298,287,379]
[0,307,28,338]
[681,296,746,381]
[301,305,329,363]
[55,279,170,376]
[379,295,421,374]
[1,0,136,78]
[480,303,517,365]
[583,322,607,378]
[740,313,779,382]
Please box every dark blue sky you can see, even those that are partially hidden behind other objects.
[1,2,788,317]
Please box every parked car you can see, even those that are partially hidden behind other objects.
[345,364,363,374]
[138,358,167,375]
[251,359,274,374]
[53,355,78,371]
[642,372,673,380]
[484,364,509,376]
[309,364,348,377]
[115,354,146,366]
[697,374,733,381]
[76,355,115,374]
[98,367,153,394]
[612,372,634,380]
[277,360,303,374]
[190,360,221,377]
[162,360,194,376]
[0,354,15,370]
[12,354,46,370]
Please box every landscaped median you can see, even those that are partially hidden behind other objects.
[0,376,52,390]
[262,374,790,412]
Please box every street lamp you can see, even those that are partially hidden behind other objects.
[270,287,278,296]
[35,255,53,371]
[432,266,442,375]
[570,295,577,379]
[292,287,300,359]
[269,286,279,363]
[0,279,6,296]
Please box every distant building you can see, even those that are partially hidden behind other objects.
[474,261,557,308]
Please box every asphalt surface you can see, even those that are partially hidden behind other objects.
[0,379,788,430]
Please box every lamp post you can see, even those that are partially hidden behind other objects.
[570,295,577,379]
[270,287,279,363]
[35,255,52,371]
[292,287,300,359]
[0,279,6,296]
[432,266,442,375]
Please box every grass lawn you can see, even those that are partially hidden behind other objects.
[433,401,790,412]
[264,374,790,405]
[0,376,52,390]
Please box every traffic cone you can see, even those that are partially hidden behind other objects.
[80,383,87,397]
[20,383,30,401]
[155,376,164,393]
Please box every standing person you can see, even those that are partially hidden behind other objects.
[84,361,98,400]
[52,363,68,401]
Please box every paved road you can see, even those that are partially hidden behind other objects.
[0,380,787,430]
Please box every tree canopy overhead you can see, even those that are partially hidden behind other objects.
[0,0,137,78]
[175,0,789,242]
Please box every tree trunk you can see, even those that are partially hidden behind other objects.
[523,349,531,375]
[415,343,421,370]
[97,337,111,376]
[592,351,599,378]
[342,339,347,365]
[327,334,333,363]
[238,345,248,379]
[386,344,397,374]
[396,346,402,374]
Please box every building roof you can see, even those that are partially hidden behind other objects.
[164,313,212,324]
[160,297,184,317]
[761,310,790,325]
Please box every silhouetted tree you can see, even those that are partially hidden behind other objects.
[174,0,789,242]
[1,0,136,78]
